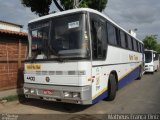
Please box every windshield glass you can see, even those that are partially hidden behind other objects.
[30,22,50,59]
[50,14,89,59]
[28,13,90,61]
[145,51,152,63]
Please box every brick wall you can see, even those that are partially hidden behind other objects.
[0,37,27,91]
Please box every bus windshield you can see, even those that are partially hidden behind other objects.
[28,13,90,61]
[145,51,152,63]
[50,14,89,59]
[30,22,50,59]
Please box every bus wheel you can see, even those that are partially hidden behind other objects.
[106,74,117,101]
[137,67,142,80]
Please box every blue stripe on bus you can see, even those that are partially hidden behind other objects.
[92,66,140,104]
[118,66,140,89]
[92,90,108,104]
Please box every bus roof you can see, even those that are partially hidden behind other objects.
[145,49,157,53]
[29,8,143,44]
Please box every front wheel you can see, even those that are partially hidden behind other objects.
[105,74,117,101]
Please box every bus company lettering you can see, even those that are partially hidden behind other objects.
[129,54,138,61]
[26,64,41,70]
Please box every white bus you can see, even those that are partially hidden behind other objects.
[144,50,159,73]
[24,8,144,105]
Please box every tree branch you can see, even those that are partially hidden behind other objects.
[53,0,64,11]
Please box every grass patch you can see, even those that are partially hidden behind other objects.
[0,95,19,102]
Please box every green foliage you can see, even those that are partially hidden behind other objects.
[60,0,108,12]
[0,95,18,102]
[143,35,158,51]
[21,0,108,16]
[21,0,52,16]
[156,44,160,53]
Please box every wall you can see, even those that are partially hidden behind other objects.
[0,37,27,91]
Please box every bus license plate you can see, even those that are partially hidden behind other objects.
[43,90,53,95]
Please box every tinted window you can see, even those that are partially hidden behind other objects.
[133,39,137,51]
[120,30,126,48]
[90,17,107,60]
[127,35,133,50]
[154,53,159,61]
[145,51,152,63]
[136,41,139,52]
[137,42,140,52]
[141,44,144,53]
[107,23,117,45]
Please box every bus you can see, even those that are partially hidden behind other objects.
[144,50,159,73]
[24,8,144,105]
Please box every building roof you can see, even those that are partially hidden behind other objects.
[0,29,27,37]
[0,20,23,28]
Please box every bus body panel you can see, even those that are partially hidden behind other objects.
[91,46,143,103]
[24,62,92,86]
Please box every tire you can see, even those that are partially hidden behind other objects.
[106,74,117,101]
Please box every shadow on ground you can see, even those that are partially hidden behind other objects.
[18,97,92,113]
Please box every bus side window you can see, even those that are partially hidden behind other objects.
[127,35,133,50]
[133,39,137,51]
[107,22,117,46]
[91,19,107,60]
[120,30,126,48]
[136,41,139,52]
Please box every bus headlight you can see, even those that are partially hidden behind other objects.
[30,89,35,94]
[73,93,80,98]
[63,91,72,98]
[24,88,30,93]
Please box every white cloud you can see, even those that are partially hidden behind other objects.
[104,0,160,42]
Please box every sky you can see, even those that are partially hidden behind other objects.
[0,0,160,42]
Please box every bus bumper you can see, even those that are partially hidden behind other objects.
[23,83,92,105]
[145,66,154,72]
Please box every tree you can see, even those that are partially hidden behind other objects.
[143,35,158,51]
[21,0,108,16]
[21,0,52,16]
[156,44,160,53]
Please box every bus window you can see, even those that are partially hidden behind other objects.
[116,28,120,46]
[154,53,159,61]
[90,18,107,60]
[127,35,133,50]
[133,39,137,51]
[145,51,152,63]
[136,41,139,52]
[107,23,117,46]
[120,30,126,48]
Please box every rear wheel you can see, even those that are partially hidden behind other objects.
[105,74,117,101]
